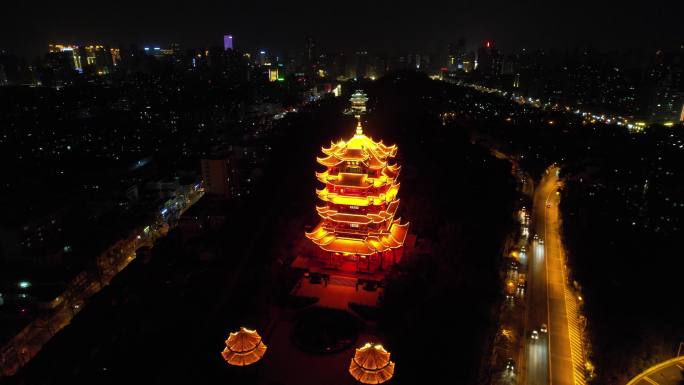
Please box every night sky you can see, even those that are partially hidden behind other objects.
[2,0,683,58]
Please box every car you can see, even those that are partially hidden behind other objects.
[546,203,551,208]
[517,274,527,289]
[505,358,515,371]
[539,239,544,245]
[540,324,548,333]
[531,330,539,340]
[534,234,539,240]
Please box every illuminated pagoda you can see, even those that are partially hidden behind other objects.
[305,119,409,273]
[349,90,369,117]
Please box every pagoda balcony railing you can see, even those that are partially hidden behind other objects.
[324,226,372,237]
[329,204,381,214]
[325,223,384,235]
[328,185,388,197]
[327,169,381,178]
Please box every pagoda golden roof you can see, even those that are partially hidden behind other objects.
[383,164,400,179]
[317,121,398,169]
[305,219,409,255]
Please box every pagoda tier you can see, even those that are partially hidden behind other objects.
[315,182,400,207]
[315,168,400,188]
[306,219,409,255]
[305,119,409,272]
[316,199,400,225]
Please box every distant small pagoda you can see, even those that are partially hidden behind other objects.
[346,90,369,117]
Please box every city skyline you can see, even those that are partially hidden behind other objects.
[2,0,683,58]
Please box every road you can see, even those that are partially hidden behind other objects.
[525,166,585,385]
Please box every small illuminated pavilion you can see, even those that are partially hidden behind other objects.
[305,119,409,273]
[349,342,396,384]
[350,90,369,117]
[221,327,267,366]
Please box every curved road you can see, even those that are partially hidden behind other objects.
[626,356,684,385]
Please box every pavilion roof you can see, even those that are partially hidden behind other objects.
[221,327,267,366]
[349,343,395,384]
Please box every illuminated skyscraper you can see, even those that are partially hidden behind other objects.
[48,44,113,74]
[224,34,234,50]
[447,38,466,71]
[49,44,82,71]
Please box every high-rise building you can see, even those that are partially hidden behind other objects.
[476,41,493,73]
[305,36,316,63]
[302,36,318,79]
[48,44,82,71]
[331,52,347,79]
[143,45,180,60]
[0,51,25,84]
[513,73,521,88]
[224,34,234,50]
[48,44,114,74]
[81,45,114,74]
[268,66,280,82]
[447,38,466,71]
[354,51,368,79]
[462,51,475,73]
[649,49,684,121]
[0,64,6,85]
[201,156,235,198]
[370,54,388,79]
[110,48,121,67]
[257,50,267,66]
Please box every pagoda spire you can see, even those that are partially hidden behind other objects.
[356,118,363,135]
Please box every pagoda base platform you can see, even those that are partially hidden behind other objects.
[290,256,384,309]
[291,255,389,281]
